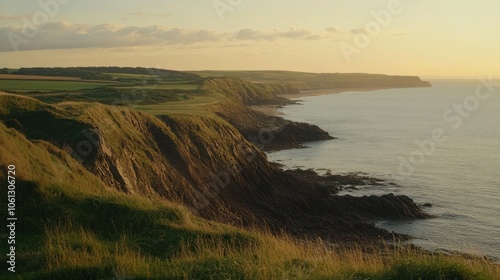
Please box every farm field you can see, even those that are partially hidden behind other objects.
[118,83,200,90]
[134,96,218,116]
[190,70,318,83]
[102,72,160,79]
[0,74,83,81]
[0,80,113,91]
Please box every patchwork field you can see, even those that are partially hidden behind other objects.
[119,83,200,90]
[134,96,218,116]
[0,80,114,91]
[0,74,82,81]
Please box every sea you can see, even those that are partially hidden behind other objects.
[267,79,500,260]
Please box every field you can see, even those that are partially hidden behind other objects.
[190,70,318,83]
[191,70,431,90]
[102,72,160,79]
[0,73,199,93]
[119,83,200,90]
[134,96,218,116]
[0,72,203,106]
[0,74,83,81]
[0,79,113,91]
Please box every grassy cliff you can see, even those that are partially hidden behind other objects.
[201,78,334,150]
[0,94,497,279]
[192,70,431,90]
[0,70,498,279]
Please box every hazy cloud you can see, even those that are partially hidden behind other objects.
[0,14,33,21]
[350,28,370,35]
[325,26,344,34]
[128,10,172,18]
[235,27,317,41]
[0,22,329,52]
[0,22,225,52]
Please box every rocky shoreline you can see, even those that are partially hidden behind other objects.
[242,91,433,243]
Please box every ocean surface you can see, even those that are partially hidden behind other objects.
[267,79,500,260]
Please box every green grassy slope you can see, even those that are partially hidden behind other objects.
[202,77,298,105]
[0,114,497,279]
[0,80,113,91]
[0,71,497,279]
[12,67,202,82]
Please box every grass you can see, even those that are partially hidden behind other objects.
[134,96,218,116]
[0,80,112,90]
[0,74,83,81]
[0,92,497,279]
[0,161,496,280]
[102,72,160,79]
[192,70,430,90]
[121,83,201,90]
[8,87,197,105]
[190,70,319,83]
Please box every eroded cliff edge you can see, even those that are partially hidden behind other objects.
[0,89,430,242]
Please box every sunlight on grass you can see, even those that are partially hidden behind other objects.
[134,96,218,116]
[122,83,200,90]
[0,80,112,90]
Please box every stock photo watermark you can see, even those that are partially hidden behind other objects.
[398,76,497,176]
[7,0,71,51]
[340,0,409,63]
[6,165,17,273]
[213,0,244,20]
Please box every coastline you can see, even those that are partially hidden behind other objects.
[259,84,497,262]
[252,85,432,242]
[251,87,389,116]
[279,86,388,99]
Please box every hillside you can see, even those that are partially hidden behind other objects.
[1,115,495,279]
[0,93,427,235]
[9,67,202,82]
[1,70,497,279]
[201,78,334,150]
[191,70,432,90]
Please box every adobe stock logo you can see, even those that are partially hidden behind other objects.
[340,0,409,63]
[7,0,71,51]
[213,0,243,20]
[398,77,497,176]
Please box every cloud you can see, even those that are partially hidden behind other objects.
[325,26,344,34]
[0,14,32,21]
[128,10,172,18]
[0,22,329,52]
[0,23,225,52]
[235,27,317,41]
[350,28,370,35]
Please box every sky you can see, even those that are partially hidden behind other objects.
[0,0,499,77]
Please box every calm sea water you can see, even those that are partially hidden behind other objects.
[267,80,500,260]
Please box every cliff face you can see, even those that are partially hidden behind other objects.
[202,77,299,105]
[203,78,334,151]
[0,92,429,242]
[299,74,432,90]
[192,71,432,91]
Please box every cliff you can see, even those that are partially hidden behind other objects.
[298,73,432,90]
[202,78,334,151]
[202,77,299,105]
[0,93,429,243]
[191,70,432,91]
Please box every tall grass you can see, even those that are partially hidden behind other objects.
[35,223,500,280]
[1,94,498,280]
